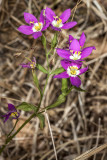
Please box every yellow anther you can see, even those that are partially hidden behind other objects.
[30,62,36,68]
[70,50,73,53]
[30,21,34,24]
[75,51,78,54]
[78,51,81,55]
[70,66,78,70]
[69,66,78,75]
[57,18,62,24]
[11,112,18,117]
[53,16,58,19]
[35,23,42,31]
[70,70,76,75]
[70,40,72,43]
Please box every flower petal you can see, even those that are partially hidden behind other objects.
[20,63,31,68]
[51,25,61,31]
[56,48,70,59]
[79,32,86,47]
[69,35,74,44]
[69,39,80,52]
[79,66,88,75]
[42,22,50,31]
[39,10,45,24]
[81,46,96,59]
[61,59,72,70]
[18,25,33,35]
[61,21,77,29]
[3,113,11,123]
[8,104,16,111]
[45,8,56,22]
[70,77,81,87]
[33,32,42,39]
[60,9,71,23]
[70,61,82,69]
[12,112,20,119]
[24,12,38,24]
[53,71,69,79]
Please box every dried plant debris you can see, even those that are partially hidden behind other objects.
[0,0,107,159]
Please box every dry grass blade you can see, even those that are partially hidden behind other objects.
[74,143,107,160]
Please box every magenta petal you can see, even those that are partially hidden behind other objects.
[8,104,16,111]
[45,8,56,22]
[61,21,77,29]
[33,32,42,39]
[69,35,74,44]
[40,10,44,24]
[51,25,61,31]
[81,46,96,59]
[20,63,31,68]
[3,114,11,123]
[70,61,82,69]
[70,77,81,87]
[18,25,33,35]
[79,32,86,47]
[69,39,80,52]
[42,22,50,31]
[53,71,69,79]
[60,9,71,23]
[24,12,38,24]
[61,60,73,70]
[79,66,88,75]
[56,48,70,59]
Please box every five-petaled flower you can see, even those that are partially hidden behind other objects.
[45,7,77,31]
[2,104,20,123]
[18,10,50,39]
[53,60,88,87]
[20,57,36,69]
[56,32,96,61]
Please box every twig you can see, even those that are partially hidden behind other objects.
[45,110,58,160]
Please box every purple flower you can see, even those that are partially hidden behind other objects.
[53,60,88,87]
[2,104,20,123]
[18,10,50,39]
[45,8,77,31]
[20,57,36,69]
[56,32,96,61]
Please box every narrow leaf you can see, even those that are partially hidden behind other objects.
[74,86,86,92]
[51,32,58,49]
[51,67,65,75]
[17,102,38,112]
[37,64,48,74]
[41,34,46,50]
[61,79,68,94]
[37,113,45,129]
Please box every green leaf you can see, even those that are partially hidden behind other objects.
[17,102,38,112]
[51,67,65,75]
[51,32,58,49]
[32,70,39,88]
[61,79,68,94]
[74,86,86,92]
[46,94,66,110]
[32,70,42,97]
[41,34,46,50]
[37,113,45,129]
[37,64,48,74]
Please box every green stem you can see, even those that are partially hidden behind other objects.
[7,119,18,137]
[0,113,36,155]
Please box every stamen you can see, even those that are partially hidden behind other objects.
[30,21,34,24]
[78,51,81,55]
[11,112,18,117]
[30,62,36,68]
[70,50,73,53]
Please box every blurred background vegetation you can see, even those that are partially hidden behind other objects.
[0,0,107,159]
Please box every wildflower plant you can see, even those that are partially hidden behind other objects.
[0,7,95,155]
